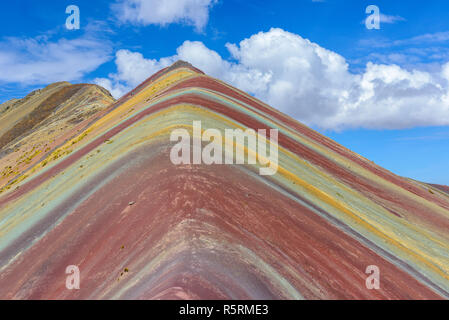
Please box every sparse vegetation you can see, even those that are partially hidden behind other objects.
[0,84,86,149]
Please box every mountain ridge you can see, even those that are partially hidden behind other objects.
[0,61,448,299]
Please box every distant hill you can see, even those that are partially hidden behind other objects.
[0,82,115,189]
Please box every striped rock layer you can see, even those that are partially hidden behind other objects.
[0,61,448,300]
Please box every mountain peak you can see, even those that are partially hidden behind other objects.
[0,65,448,300]
[169,59,195,69]
[166,60,205,75]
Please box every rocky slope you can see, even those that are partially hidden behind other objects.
[0,82,115,191]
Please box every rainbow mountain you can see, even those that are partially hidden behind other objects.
[0,61,448,299]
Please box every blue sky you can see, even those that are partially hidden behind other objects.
[0,0,448,184]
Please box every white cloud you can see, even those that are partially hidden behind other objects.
[95,50,175,98]
[355,32,449,71]
[96,28,449,131]
[379,14,406,24]
[0,34,112,86]
[113,0,217,31]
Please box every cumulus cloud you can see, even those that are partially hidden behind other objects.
[0,34,112,86]
[96,28,449,131]
[113,0,217,31]
[95,50,175,98]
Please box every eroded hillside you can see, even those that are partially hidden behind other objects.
[0,82,115,190]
